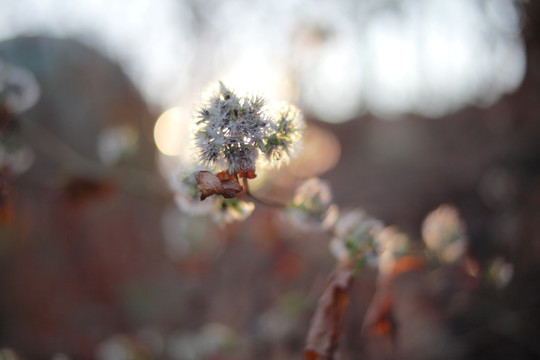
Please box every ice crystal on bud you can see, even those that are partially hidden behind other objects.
[263,103,304,167]
[286,178,337,231]
[194,82,303,178]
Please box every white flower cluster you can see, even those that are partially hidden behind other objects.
[194,82,303,177]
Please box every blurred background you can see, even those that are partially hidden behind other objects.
[0,0,539,359]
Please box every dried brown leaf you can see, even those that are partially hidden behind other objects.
[238,168,257,179]
[220,179,244,197]
[196,171,243,200]
[362,291,395,339]
[390,255,427,278]
[304,267,353,360]
[362,255,427,340]
[216,171,237,181]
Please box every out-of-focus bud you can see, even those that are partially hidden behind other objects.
[422,204,467,264]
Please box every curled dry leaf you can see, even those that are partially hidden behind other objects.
[390,255,427,279]
[304,267,353,360]
[196,171,243,201]
[361,289,396,342]
[362,255,427,341]
[216,171,237,181]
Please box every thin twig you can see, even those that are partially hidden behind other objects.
[241,177,287,208]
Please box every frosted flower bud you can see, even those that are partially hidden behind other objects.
[194,82,268,176]
[331,210,383,263]
[286,178,336,231]
[486,257,514,289]
[211,198,255,226]
[263,103,305,167]
[422,204,467,264]
[193,82,304,179]
[375,226,411,275]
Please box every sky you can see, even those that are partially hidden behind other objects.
[0,0,527,123]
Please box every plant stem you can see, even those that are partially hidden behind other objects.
[241,178,287,208]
